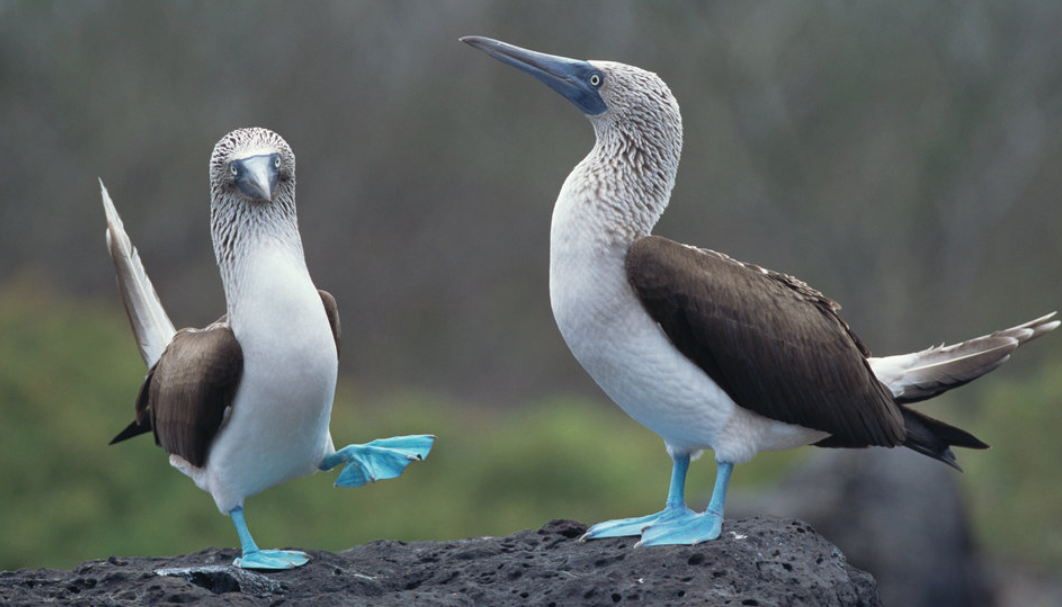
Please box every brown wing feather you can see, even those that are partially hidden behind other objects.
[111,320,243,467]
[318,290,341,359]
[148,324,243,467]
[626,236,905,448]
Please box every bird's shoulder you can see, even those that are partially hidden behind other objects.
[628,236,835,304]
[626,235,869,354]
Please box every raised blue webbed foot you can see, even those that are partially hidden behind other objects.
[636,510,724,546]
[320,435,436,488]
[233,549,309,570]
[581,505,698,541]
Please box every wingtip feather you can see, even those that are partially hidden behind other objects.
[872,312,1058,403]
[99,182,176,367]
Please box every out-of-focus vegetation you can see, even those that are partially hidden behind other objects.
[962,363,1062,571]
[1,284,1059,575]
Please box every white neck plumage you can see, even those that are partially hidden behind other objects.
[211,196,307,320]
[551,110,683,258]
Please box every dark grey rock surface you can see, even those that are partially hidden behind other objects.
[0,518,880,607]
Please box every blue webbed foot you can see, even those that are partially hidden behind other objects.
[583,453,698,541]
[583,457,734,547]
[233,548,309,570]
[320,435,436,488]
[635,460,733,546]
[229,507,309,570]
[581,505,697,541]
[636,510,724,546]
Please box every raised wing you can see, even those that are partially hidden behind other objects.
[625,236,905,448]
[101,180,177,368]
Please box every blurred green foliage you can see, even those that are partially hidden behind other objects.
[1,282,1058,574]
[962,361,1062,571]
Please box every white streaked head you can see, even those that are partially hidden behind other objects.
[583,60,683,154]
[463,37,683,239]
[209,128,303,288]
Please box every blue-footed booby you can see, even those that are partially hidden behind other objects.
[102,127,435,569]
[462,36,1058,546]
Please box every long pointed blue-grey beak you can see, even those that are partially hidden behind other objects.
[461,36,607,116]
[232,154,280,201]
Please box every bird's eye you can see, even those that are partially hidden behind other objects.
[273,156,281,169]
[229,164,238,176]
[589,73,603,87]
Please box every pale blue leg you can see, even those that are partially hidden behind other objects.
[581,453,698,540]
[320,435,436,488]
[229,506,309,570]
[638,460,734,546]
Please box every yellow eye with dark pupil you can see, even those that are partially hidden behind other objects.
[590,74,602,86]
[274,156,281,168]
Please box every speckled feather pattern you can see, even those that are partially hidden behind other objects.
[577,61,682,242]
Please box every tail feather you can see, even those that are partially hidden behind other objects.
[900,408,989,471]
[101,179,176,368]
[870,313,1058,404]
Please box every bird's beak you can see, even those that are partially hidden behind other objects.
[461,36,607,116]
[232,154,279,201]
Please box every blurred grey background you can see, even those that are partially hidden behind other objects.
[1,1,1060,605]
[4,1,1059,401]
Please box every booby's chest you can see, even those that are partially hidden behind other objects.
[228,244,337,386]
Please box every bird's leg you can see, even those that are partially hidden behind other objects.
[581,453,698,541]
[320,435,436,488]
[229,506,309,570]
[637,460,734,546]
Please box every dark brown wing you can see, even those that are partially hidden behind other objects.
[625,236,905,448]
[111,321,243,467]
[319,290,341,359]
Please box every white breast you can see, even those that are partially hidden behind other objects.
[550,237,732,448]
[192,242,338,513]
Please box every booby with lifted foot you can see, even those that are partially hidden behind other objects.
[462,36,1057,546]
[103,127,434,569]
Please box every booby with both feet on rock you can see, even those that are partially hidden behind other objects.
[462,36,1058,546]
[102,127,435,569]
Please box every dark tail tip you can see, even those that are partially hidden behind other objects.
[901,407,988,472]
